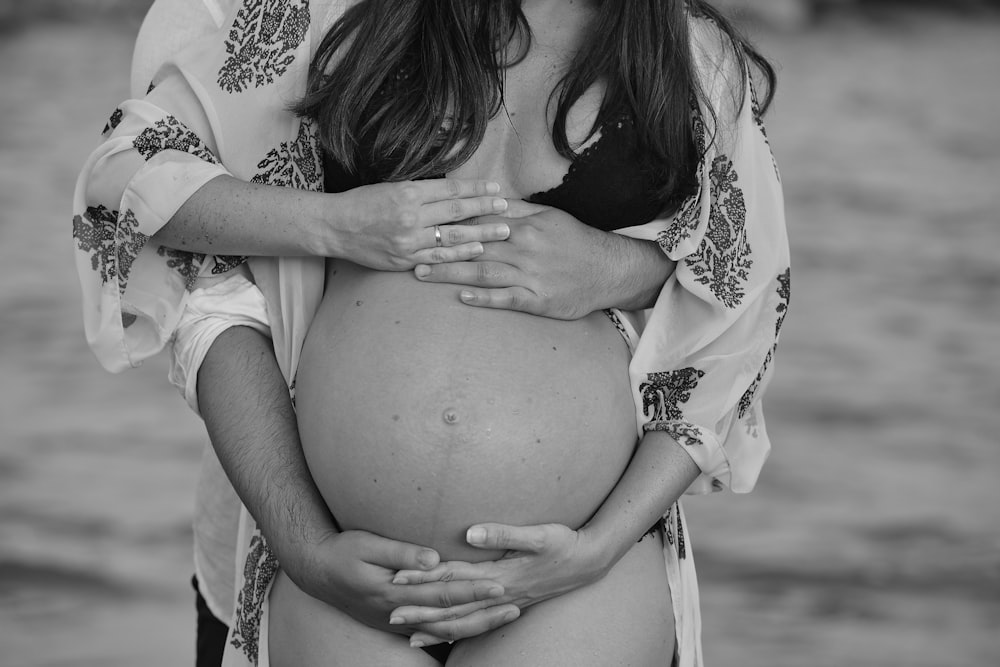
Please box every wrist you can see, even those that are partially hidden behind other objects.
[604,236,673,311]
[266,517,340,585]
[253,478,340,576]
[297,190,347,258]
[577,524,624,580]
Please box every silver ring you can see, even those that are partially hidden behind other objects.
[434,225,443,248]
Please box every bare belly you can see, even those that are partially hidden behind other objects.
[295,260,638,561]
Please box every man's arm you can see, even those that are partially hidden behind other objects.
[197,326,519,637]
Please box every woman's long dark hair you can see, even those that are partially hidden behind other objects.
[295,0,776,204]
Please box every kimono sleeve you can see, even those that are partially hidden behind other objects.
[628,19,791,494]
[72,0,330,373]
[73,97,233,372]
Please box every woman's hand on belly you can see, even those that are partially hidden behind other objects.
[294,528,520,640]
[389,522,606,646]
[413,204,676,318]
[390,431,704,648]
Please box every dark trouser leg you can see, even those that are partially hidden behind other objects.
[192,576,229,667]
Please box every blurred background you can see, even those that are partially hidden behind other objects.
[1,1,998,665]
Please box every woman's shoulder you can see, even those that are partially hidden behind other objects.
[683,7,754,128]
[685,9,744,87]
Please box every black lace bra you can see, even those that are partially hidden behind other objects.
[323,114,671,232]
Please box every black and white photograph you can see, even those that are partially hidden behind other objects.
[0,0,997,665]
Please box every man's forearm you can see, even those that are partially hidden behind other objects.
[197,326,336,559]
[602,235,676,312]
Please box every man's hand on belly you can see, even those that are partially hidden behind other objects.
[288,528,520,640]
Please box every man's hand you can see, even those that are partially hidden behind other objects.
[200,328,519,643]
[413,204,675,318]
[280,528,520,642]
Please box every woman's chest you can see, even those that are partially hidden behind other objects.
[449,47,606,199]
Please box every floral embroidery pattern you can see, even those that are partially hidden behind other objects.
[133,116,220,164]
[775,267,791,337]
[132,116,243,276]
[230,533,279,664]
[218,0,311,93]
[640,515,667,542]
[251,118,323,191]
[73,206,149,295]
[640,367,705,423]
[664,505,675,547]
[647,420,705,449]
[737,354,769,422]
[101,108,123,135]
[685,155,753,308]
[211,254,249,275]
[156,247,206,291]
[676,506,687,560]
[73,205,117,284]
[661,504,686,559]
[658,100,707,254]
[114,209,149,294]
[737,267,792,419]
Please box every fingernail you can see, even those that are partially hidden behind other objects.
[471,242,484,256]
[414,265,430,279]
[389,616,404,625]
[487,584,504,597]
[410,639,425,649]
[459,290,475,303]
[503,609,519,622]
[486,182,500,194]
[498,224,510,240]
[392,574,407,584]
[467,526,486,545]
[417,549,437,568]
[493,198,507,212]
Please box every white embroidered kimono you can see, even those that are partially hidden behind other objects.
[73,1,790,665]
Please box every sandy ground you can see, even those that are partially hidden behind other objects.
[1,8,998,667]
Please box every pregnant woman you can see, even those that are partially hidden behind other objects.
[278,1,783,664]
[74,0,788,665]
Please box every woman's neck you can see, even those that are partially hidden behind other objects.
[517,0,597,58]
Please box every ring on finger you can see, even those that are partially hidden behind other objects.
[434,225,443,248]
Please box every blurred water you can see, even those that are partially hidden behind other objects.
[0,16,206,666]
[1,8,998,667]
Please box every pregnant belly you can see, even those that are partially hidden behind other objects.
[295,261,638,561]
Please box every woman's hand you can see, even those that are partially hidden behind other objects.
[328,179,512,270]
[388,523,609,647]
[412,202,675,318]
[282,528,520,641]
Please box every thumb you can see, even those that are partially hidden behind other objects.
[502,200,550,219]
[465,523,551,553]
[358,533,440,570]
